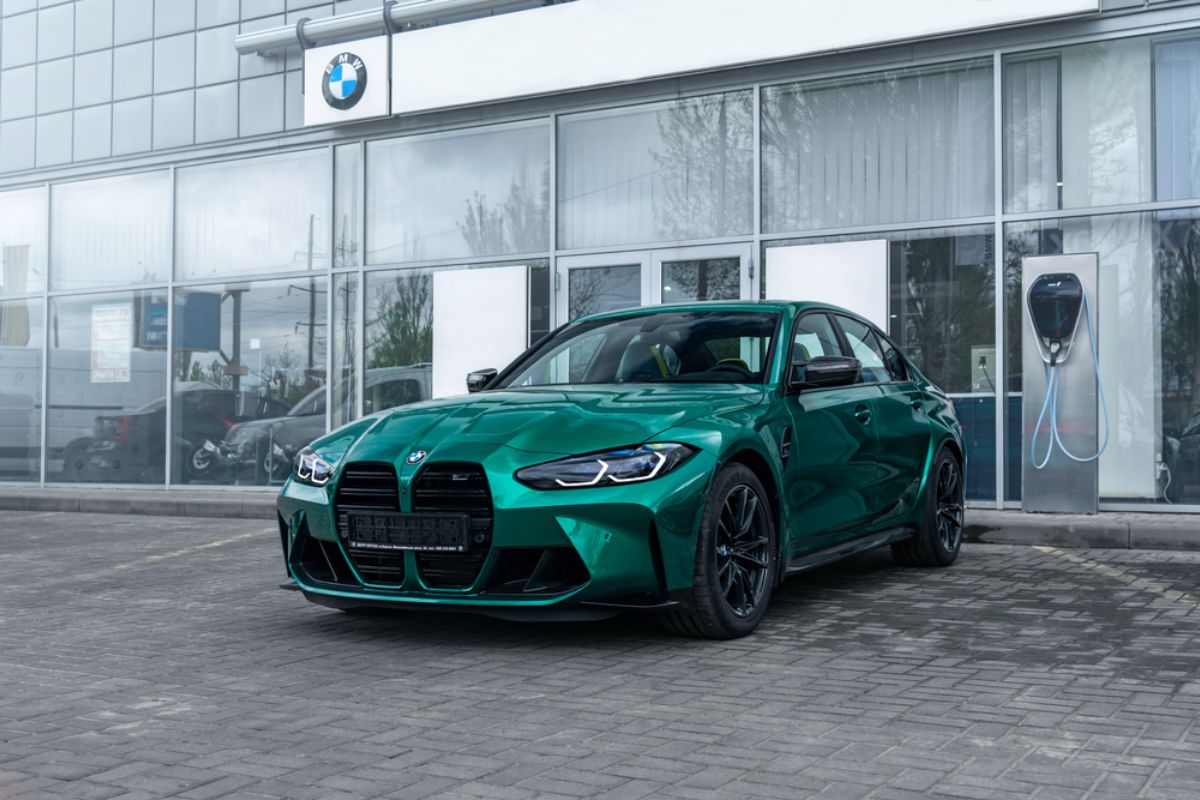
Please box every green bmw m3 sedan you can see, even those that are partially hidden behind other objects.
[276,301,965,638]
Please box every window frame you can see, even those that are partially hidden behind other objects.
[830,312,916,388]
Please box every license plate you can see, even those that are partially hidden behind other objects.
[346,512,470,553]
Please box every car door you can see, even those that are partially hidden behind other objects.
[832,315,932,524]
[782,312,882,556]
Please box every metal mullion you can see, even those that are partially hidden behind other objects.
[548,112,558,330]
[357,138,367,421]
[758,216,997,244]
[752,82,762,300]
[1002,197,1200,224]
[165,165,177,487]
[994,14,1200,59]
[170,268,324,290]
[360,113,550,150]
[359,251,552,274]
[326,144,335,437]
[357,266,366,420]
[44,281,170,300]
[38,184,50,486]
[555,236,754,260]
[993,50,1005,510]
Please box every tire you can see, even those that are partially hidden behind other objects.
[891,447,963,567]
[184,442,216,483]
[59,439,93,481]
[660,463,777,639]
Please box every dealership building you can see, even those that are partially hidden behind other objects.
[0,0,1198,513]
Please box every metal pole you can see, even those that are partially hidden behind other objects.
[234,0,522,55]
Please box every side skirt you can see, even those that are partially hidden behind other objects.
[785,527,914,576]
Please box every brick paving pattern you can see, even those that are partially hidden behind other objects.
[2,510,1200,799]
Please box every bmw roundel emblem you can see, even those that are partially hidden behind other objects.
[322,52,367,110]
[406,450,427,465]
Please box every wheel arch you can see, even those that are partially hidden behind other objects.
[717,445,785,577]
[917,434,964,509]
[940,437,964,468]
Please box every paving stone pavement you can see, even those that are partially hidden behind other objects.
[2,510,1200,800]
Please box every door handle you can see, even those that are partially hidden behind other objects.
[854,404,871,424]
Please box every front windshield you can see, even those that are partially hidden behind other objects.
[495,310,779,388]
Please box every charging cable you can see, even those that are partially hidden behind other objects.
[1030,291,1110,469]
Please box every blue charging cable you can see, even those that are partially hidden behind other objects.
[1030,291,1110,469]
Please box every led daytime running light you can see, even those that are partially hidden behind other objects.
[517,443,693,490]
[294,446,334,486]
[555,459,610,487]
[608,450,666,483]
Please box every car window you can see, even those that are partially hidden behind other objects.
[876,334,908,382]
[834,316,890,384]
[289,389,325,417]
[514,329,606,387]
[791,313,843,362]
[497,311,779,387]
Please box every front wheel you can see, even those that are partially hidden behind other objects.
[660,463,777,639]
[891,447,964,567]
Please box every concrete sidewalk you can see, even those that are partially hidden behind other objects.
[0,486,1194,549]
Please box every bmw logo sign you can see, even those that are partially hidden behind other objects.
[406,451,427,465]
[322,52,367,110]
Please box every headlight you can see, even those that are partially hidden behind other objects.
[293,445,335,486]
[515,443,695,490]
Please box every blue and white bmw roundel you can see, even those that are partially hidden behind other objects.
[322,53,367,110]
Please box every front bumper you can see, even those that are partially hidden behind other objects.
[275,449,715,614]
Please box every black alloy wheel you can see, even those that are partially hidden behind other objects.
[715,484,772,618]
[891,446,964,567]
[661,463,777,639]
[934,457,964,553]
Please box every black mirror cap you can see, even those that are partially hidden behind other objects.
[466,368,498,393]
[789,356,861,391]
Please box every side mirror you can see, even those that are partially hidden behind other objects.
[789,356,861,391]
[466,368,498,393]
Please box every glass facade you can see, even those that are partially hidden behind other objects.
[175,150,330,280]
[0,14,1196,511]
[763,61,993,232]
[50,171,171,290]
[558,92,754,248]
[48,290,168,483]
[173,278,326,486]
[0,296,41,481]
[367,122,549,263]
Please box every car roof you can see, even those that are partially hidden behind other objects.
[572,299,859,325]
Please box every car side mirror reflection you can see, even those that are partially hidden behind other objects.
[466,368,498,393]
[789,356,861,391]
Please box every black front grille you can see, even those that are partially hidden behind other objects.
[334,462,405,586]
[412,463,492,589]
[335,462,400,509]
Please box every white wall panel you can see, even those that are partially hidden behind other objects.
[392,0,1098,115]
[432,266,528,398]
[765,240,889,329]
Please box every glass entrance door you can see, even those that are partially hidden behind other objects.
[557,244,752,324]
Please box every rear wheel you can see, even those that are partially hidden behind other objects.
[891,447,963,567]
[660,464,776,639]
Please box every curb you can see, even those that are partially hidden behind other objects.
[965,509,1200,551]
[0,488,277,520]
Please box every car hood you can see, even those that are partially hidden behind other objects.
[353,384,767,457]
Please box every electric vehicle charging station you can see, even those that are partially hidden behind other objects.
[1021,254,1106,514]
